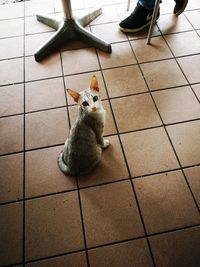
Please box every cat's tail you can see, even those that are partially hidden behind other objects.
[57,152,72,175]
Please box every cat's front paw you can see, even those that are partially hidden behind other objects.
[102,139,110,149]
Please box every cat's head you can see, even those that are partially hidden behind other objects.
[67,76,103,113]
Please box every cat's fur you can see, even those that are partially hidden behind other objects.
[58,75,109,176]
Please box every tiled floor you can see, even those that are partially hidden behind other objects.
[0,0,200,266]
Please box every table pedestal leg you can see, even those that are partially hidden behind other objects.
[34,7,111,61]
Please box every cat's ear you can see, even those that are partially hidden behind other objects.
[90,75,99,92]
[67,89,80,103]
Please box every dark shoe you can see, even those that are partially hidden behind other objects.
[174,0,188,16]
[119,2,160,33]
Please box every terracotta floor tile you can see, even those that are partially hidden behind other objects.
[0,58,24,86]
[140,59,188,91]
[78,135,129,187]
[0,115,24,155]
[127,25,160,40]
[25,0,54,17]
[89,238,153,267]
[165,31,200,57]
[103,100,122,134]
[0,202,23,266]
[90,5,119,25]
[25,78,66,112]
[72,0,85,9]
[65,71,108,104]
[25,32,53,56]
[186,0,200,10]
[160,0,174,14]
[116,2,139,21]
[0,36,23,60]
[26,252,87,267]
[192,84,200,101]
[157,14,193,34]
[98,42,137,69]
[134,171,200,234]
[25,145,77,198]
[25,15,54,35]
[91,22,128,44]
[184,166,200,209]
[111,93,161,132]
[80,181,144,247]
[25,54,62,82]
[185,10,200,29]
[131,36,173,63]
[0,84,24,117]
[25,192,84,261]
[84,0,114,8]
[150,227,200,267]
[54,0,62,12]
[152,86,200,124]
[0,18,24,38]
[0,153,23,204]
[0,2,24,20]
[25,107,69,150]
[167,121,200,167]
[103,65,148,97]
[68,100,117,136]
[0,1,200,265]
[120,127,179,176]
[178,55,200,83]
[62,48,100,75]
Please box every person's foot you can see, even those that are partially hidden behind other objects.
[119,2,160,33]
[174,0,188,16]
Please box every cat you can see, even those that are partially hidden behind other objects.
[58,75,109,176]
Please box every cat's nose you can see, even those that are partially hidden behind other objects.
[92,107,97,112]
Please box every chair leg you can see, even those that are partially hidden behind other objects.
[146,0,160,44]
[127,0,131,11]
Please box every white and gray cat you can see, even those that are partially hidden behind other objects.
[58,75,109,176]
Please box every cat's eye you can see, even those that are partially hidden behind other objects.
[93,96,98,102]
[82,101,89,107]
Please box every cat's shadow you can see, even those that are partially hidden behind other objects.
[77,137,128,188]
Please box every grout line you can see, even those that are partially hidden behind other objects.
[129,39,200,264]
[88,223,200,250]
[1,161,200,207]
[157,15,200,105]
[4,223,199,267]
[2,42,200,64]
[0,85,200,114]
[2,75,198,91]
[76,181,90,267]
[59,46,90,267]
[94,28,157,266]
[127,25,189,267]
[0,164,199,202]
[1,3,200,267]
[1,83,200,118]
[22,1,26,266]
[155,24,200,214]
[1,47,200,63]
[1,115,200,159]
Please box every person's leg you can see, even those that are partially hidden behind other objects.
[174,0,188,15]
[139,0,155,10]
[119,0,160,33]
